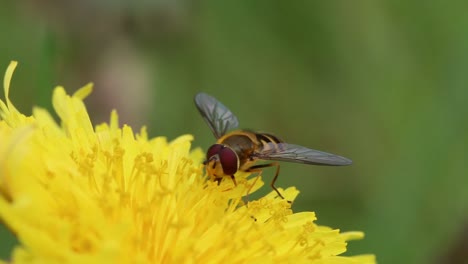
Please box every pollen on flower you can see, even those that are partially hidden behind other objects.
[0,61,375,264]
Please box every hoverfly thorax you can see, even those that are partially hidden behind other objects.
[205,144,240,177]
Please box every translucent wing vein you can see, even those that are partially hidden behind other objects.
[254,143,352,166]
[194,93,239,138]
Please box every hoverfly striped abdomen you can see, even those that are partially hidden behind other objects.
[255,133,285,153]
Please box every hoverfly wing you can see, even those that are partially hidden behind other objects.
[194,93,240,138]
[254,143,352,166]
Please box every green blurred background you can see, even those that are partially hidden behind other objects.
[1,1,467,263]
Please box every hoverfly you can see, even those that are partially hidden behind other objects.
[194,92,352,199]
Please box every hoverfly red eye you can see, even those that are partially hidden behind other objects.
[206,144,224,160]
[219,147,239,175]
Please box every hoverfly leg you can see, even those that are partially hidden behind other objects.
[243,172,262,206]
[215,177,222,186]
[230,175,237,187]
[269,163,291,202]
[247,162,288,201]
[230,175,249,207]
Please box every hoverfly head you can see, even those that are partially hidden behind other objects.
[205,144,239,177]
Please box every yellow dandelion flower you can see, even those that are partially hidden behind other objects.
[0,61,376,264]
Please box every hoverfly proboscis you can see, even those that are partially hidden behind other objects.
[194,92,352,199]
